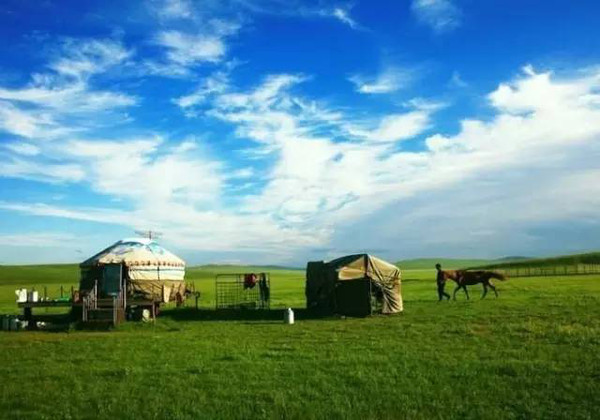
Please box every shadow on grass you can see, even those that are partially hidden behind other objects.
[160,307,337,322]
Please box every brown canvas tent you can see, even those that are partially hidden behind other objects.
[306,254,402,316]
[79,238,186,302]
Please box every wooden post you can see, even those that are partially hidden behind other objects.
[113,296,117,327]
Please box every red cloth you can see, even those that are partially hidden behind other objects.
[244,273,258,289]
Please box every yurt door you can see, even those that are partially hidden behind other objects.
[102,264,122,297]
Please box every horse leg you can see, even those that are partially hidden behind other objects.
[463,285,470,300]
[489,281,498,298]
[481,284,488,299]
[453,284,461,300]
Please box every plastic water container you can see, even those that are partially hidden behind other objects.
[142,309,151,322]
[15,289,28,303]
[28,289,39,303]
[284,308,295,325]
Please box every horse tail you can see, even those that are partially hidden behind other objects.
[488,271,507,281]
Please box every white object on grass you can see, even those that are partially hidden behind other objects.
[28,290,39,303]
[284,308,295,324]
[15,289,28,303]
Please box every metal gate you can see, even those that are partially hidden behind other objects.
[215,273,270,310]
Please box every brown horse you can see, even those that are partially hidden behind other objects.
[452,270,507,300]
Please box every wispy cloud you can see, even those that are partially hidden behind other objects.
[173,71,229,114]
[0,38,136,142]
[48,38,133,80]
[147,20,241,77]
[4,66,600,261]
[349,66,414,94]
[0,232,78,247]
[449,70,468,88]
[330,7,359,29]
[154,0,193,20]
[4,142,41,156]
[411,0,461,33]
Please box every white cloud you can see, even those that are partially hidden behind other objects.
[3,64,600,263]
[349,67,413,94]
[4,142,41,156]
[48,38,132,80]
[449,71,468,88]
[0,202,142,226]
[331,8,358,29]
[0,83,136,112]
[411,0,461,33]
[0,158,85,183]
[156,0,193,19]
[0,38,136,143]
[0,232,77,247]
[174,71,229,113]
[0,101,71,139]
[156,31,226,65]
[58,137,223,204]
[368,111,432,142]
[149,20,240,77]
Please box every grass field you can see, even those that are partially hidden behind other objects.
[1,265,599,419]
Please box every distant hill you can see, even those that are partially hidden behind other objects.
[396,257,530,270]
[472,252,600,270]
[395,258,495,270]
[0,264,79,285]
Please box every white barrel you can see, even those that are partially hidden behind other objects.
[15,289,28,303]
[142,309,151,322]
[28,290,39,303]
[284,308,294,324]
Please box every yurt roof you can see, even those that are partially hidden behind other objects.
[80,238,185,268]
[326,253,400,285]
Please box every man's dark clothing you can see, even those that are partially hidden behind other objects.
[436,270,450,301]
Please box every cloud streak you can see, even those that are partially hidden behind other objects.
[411,0,461,33]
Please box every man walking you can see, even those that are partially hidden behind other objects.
[436,263,451,301]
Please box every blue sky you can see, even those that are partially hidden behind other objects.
[1,0,600,265]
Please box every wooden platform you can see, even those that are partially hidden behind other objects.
[18,301,72,309]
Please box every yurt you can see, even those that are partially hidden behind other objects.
[305,254,402,316]
[79,238,186,302]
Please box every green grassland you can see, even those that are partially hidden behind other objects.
[1,265,599,419]
[475,251,600,269]
[395,257,532,270]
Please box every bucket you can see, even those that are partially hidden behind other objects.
[284,308,294,325]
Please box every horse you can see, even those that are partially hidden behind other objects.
[451,270,507,300]
[435,264,506,300]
